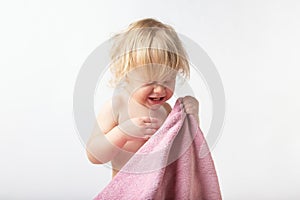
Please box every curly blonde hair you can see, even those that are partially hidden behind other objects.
[109,18,190,86]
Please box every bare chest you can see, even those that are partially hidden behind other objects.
[112,102,169,171]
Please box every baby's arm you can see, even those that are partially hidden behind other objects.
[86,99,127,164]
[86,98,160,164]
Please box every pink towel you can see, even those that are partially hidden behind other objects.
[94,99,222,200]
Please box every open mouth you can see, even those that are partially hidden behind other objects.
[148,96,165,104]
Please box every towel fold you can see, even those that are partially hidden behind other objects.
[94,99,222,200]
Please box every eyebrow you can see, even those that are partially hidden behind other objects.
[145,81,157,85]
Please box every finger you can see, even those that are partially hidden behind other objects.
[144,128,157,135]
[180,103,184,109]
[178,97,184,103]
[143,135,151,140]
[140,116,159,123]
[183,103,197,109]
[185,108,198,115]
[150,117,159,123]
[184,95,195,100]
[144,121,160,128]
[183,105,193,111]
[145,121,161,129]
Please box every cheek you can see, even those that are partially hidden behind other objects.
[168,81,176,92]
[165,89,174,100]
[133,87,152,100]
[165,83,175,99]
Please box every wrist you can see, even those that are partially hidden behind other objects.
[195,114,200,124]
[192,113,199,124]
[107,126,128,148]
[115,125,130,142]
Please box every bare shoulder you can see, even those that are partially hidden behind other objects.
[163,102,172,114]
[96,95,122,134]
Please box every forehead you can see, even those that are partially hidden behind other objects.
[126,65,177,82]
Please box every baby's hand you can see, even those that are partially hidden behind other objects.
[117,117,161,141]
[181,96,200,124]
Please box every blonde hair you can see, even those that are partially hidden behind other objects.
[109,18,190,86]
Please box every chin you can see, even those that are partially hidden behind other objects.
[149,104,162,110]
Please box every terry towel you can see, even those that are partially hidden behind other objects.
[94,99,222,200]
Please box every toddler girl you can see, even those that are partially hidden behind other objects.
[86,18,199,178]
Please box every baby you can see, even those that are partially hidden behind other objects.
[86,18,199,178]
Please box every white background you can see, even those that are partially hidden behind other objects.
[1,0,300,199]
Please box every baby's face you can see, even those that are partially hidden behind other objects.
[124,67,176,110]
[130,79,175,110]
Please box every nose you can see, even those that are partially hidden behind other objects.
[153,84,166,94]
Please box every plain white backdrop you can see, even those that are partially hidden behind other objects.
[1,0,300,199]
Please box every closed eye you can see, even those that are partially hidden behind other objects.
[163,80,174,85]
[141,81,155,87]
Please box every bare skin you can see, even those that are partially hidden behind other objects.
[86,79,174,177]
[86,69,199,178]
[111,95,172,177]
